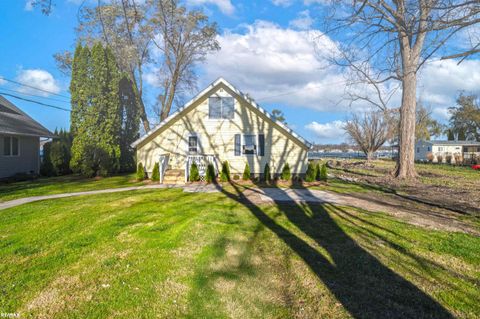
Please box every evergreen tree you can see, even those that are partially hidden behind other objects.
[220,161,230,182]
[151,162,160,182]
[136,162,145,181]
[189,163,200,182]
[281,163,291,181]
[263,163,271,183]
[319,164,328,182]
[305,162,316,182]
[118,76,140,172]
[242,163,251,181]
[70,43,124,176]
[447,129,455,141]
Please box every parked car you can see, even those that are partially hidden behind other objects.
[471,164,480,170]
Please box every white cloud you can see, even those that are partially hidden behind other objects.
[15,69,61,97]
[418,59,480,121]
[187,0,234,15]
[289,10,313,30]
[271,0,294,7]
[0,77,6,86]
[24,0,34,11]
[202,21,352,112]
[305,120,346,143]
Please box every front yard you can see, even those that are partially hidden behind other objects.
[0,187,478,318]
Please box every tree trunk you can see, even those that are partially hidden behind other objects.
[395,72,417,179]
[366,151,374,162]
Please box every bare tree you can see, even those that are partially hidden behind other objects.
[151,0,220,121]
[344,110,395,161]
[318,0,480,179]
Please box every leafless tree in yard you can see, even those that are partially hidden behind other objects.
[151,0,220,121]
[344,110,395,161]
[317,0,480,179]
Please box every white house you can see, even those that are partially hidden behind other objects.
[132,78,312,183]
[415,140,480,163]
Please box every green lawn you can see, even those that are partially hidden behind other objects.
[0,174,144,202]
[0,187,478,318]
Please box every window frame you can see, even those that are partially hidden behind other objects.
[2,136,20,157]
[242,134,257,155]
[208,96,235,120]
[188,135,198,154]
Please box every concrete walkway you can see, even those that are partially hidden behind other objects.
[0,184,177,211]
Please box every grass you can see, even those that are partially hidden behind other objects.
[0,188,478,318]
[0,174,144,203]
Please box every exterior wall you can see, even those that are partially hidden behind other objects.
[0,134,40,178]
[415,141,480,162]
[137,84,308,176]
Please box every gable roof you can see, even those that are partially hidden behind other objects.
[0,95,55,138]
[420,140,480,146]
[131,77,312,148]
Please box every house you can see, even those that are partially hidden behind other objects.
[132,78,311,183]
[415,140,480,163]
[0,95,55,179]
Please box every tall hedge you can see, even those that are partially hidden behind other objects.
[189,163,200,182]
[305,162,316,182]
[242,163,251,181]
[151,162,160,182]
[263,163,271,183]
[220,161,230,182]
[281,163,291,181]
[136,162,145,181]
[206,163,216,184]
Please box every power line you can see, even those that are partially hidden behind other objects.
[0,87,71,104]
[0,77,71,99]
[0,92,71,112]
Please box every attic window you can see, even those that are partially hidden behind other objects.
[209,97,234,119]
[0,104,20,115]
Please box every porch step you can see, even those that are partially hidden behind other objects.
[163,169,185,184]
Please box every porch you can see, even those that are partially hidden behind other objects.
[158,153,219,184]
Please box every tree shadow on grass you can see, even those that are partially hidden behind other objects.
[219,183,453,319]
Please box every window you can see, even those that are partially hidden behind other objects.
[188,135,198,153]
[243,135,256,155]
[427,146,431,151]
[3,136,19,156]
[438,147,444,152]
[208,97,234,119]
[234,134,265,156]
[416,147,420,153]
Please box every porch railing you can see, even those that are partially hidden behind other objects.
[159,153,170,184]
[185,154,219,182]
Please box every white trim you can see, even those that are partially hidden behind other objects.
[131,77,312,149]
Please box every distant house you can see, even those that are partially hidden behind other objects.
[132,78,311,182]
[415,140,480,163]
[0,95,54,178]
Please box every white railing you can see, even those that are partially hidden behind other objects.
[159,153,170,184]
[185,154,219,182]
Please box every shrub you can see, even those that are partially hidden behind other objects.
[305,162,316,182]
[281,163,291,181]
[315,163,321,181]
[220,161,231,182]
[206,163,216,184]
[136,162,145,181]
[319,164,328,182]
[242,163,251,181]
[189,162,200,182]
[445,154,453,164]
[263,163,271,183]
[151,162,160,182]
[426,152,434,163]
[437,154,443,163]
[233,174,240,181]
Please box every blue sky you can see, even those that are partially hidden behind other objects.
[1,0,479,144]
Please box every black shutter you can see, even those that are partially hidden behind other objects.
[258,134,265,156]
[234,134,241,156]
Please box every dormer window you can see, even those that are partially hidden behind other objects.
[209,97,234,119]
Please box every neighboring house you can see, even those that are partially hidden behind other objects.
[415,140,480,163]
[132,78,311,182]
[0,95,55,178]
